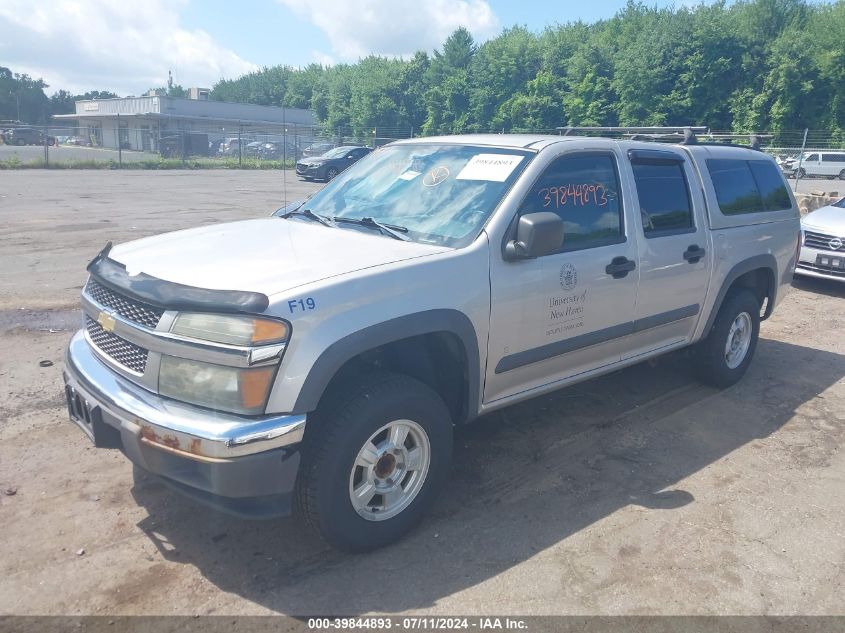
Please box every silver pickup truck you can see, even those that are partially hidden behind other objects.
[63,133,800,551]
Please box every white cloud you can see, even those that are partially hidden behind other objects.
[311,50,337,67]
[279,0,500,61]
[0,0,257,95]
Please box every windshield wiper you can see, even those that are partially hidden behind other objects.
[280,208,336,228]
[333,216,410,241]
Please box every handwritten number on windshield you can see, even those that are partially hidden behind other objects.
[540,184,608,209]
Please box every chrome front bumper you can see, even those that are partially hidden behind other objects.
[796,245,845,282]
[64,330,306,462]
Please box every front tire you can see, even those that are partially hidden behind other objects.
[839,169,845,181]
[695,289,760,388]
[296,372,452,552]
[325,167,339,181]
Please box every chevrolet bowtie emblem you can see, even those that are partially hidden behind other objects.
[97,311,116,332]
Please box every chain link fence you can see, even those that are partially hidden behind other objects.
[0,121,842,172]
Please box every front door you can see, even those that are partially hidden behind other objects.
[484,150,640,405]
[622,148,710,359]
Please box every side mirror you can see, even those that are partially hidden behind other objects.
[504,212,564,260]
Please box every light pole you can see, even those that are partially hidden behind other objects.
[8,90,21,121]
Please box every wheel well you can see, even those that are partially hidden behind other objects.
[319,332,470,424]
[726,267,774,319]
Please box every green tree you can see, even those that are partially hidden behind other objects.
[0,67,50,123]
[469,26,542,131]
[423,27,476,134]
[283,64,324,109]
[211,66,292,106]
[183,0,845,138]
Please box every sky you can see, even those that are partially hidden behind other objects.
[0,0,755,96]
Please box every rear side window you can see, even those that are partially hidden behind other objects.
[748,161,791,211]
[631,162,693,235]
[822,153,845,162]
[519,153,623,253]
[707,159,791,215]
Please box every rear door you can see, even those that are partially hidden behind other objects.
[621,148,710,359]
[484,149,640,404]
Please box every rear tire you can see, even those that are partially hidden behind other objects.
[695,289,760,388]
[839,169,845,181]
[296,372,452,552]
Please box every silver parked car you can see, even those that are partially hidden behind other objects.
[796,196,845,281]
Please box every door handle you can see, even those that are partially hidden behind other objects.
[605,256,636,279]
[683,245,706,263]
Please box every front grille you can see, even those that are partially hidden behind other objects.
[85,278,164,329]
[797,262,845,278]
[85,316,149,374]
[804,230,845,252]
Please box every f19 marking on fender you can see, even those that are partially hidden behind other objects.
[288,297,316,313]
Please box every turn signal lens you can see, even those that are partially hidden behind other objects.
[239,366,276,410]
[251,318,289,345]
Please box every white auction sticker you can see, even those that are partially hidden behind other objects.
[398,170,421,181]
[456,154,524,182]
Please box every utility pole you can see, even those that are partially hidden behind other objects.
[117,112,122,168]
[794,128,808,192]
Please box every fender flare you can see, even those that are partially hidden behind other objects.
[701,254,778,337]
[291,309,481,421]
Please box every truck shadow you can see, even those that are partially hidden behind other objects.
[791,276,845,299]
[131,337,844,615]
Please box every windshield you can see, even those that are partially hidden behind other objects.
[298,143,533,247]
[321,146,352,159]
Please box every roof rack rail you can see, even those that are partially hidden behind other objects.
[555,126,709,144]
[700,133,773,151]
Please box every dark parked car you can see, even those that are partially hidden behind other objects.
[160,132,209,158]
[66,136,92,147]
[244,141,265,157]
[295,146,372,181]
[302,142,336,158]
[258,141,300,161]
[3,127,55,146]
[218,137,251,157]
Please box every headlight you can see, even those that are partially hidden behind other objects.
[170,313,289,346]
[159,356,276,415]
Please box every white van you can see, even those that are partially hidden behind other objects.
[795,151,845,180]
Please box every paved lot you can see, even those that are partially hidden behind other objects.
[0,171,843,616]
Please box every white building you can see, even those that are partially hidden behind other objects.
[52,89,317,152]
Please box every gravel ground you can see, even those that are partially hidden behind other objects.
[0,171,843,616]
